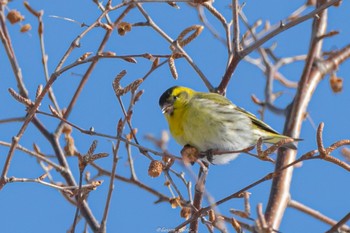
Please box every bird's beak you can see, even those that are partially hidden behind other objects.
[161,102,174,115]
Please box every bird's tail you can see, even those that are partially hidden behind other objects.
[263,134,303,150]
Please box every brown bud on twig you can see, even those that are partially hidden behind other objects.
[85,171,91,182]
[35,85,43,100]
[117,22,132,36]
[7,10,24,24]
[127,78,143,93]
[148,160,163,178]
[133,90,144,105]
[77,141,108,171]
[83,152,109,165]
[251,94,264,106]
[172,52,184,59]
[122,57,137,63]
[117,118,123,135]
[167,2,180,9]
[230,209,250,218]
[33,143,41,154]
[99,51,116,56]
[164,180,171,187]
[78,52,93,61]
[231,218,242,233]
[151,57,160,70]
[87,140,98,156]
[113,70,127,96]
[177,25,204,47]
[8,88,34,107]
[38,173,48,181]
[49,105,60,117]
[70,180,103,198]
[126,128,138,141]
[143,53,153,60]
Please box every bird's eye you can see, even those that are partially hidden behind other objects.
[173,95,178,100]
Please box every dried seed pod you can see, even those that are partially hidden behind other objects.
[20,23,31,33]
[113,70,127,96]
[7,10,24,24]
[168,56,178,80]
[208,209,216,222]
[148,160,163,178]
[177,25,204,47]
[181,145,199,164]
[64,134,76,156]
[329,73,343,93]
[169,197,181,208]
[117,22,132,36]
[62,124,72,135]
[180,207,191,219]
[164,180,171,187]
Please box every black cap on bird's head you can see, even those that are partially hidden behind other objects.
[159,86,179,115]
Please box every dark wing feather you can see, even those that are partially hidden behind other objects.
[234,106,281,135]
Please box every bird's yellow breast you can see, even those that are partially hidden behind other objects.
[165,107,187,145]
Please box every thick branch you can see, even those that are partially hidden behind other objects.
[265,3,350,230]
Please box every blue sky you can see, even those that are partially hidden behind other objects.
[1,0,349,232]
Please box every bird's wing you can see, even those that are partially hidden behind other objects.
[234,106,281,135]
[193,92,281,135]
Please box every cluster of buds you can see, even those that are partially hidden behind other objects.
[6,7,32,33]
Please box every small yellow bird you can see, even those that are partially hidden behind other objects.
[159,86,299,164]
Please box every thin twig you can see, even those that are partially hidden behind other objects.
[289,199,350,232]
